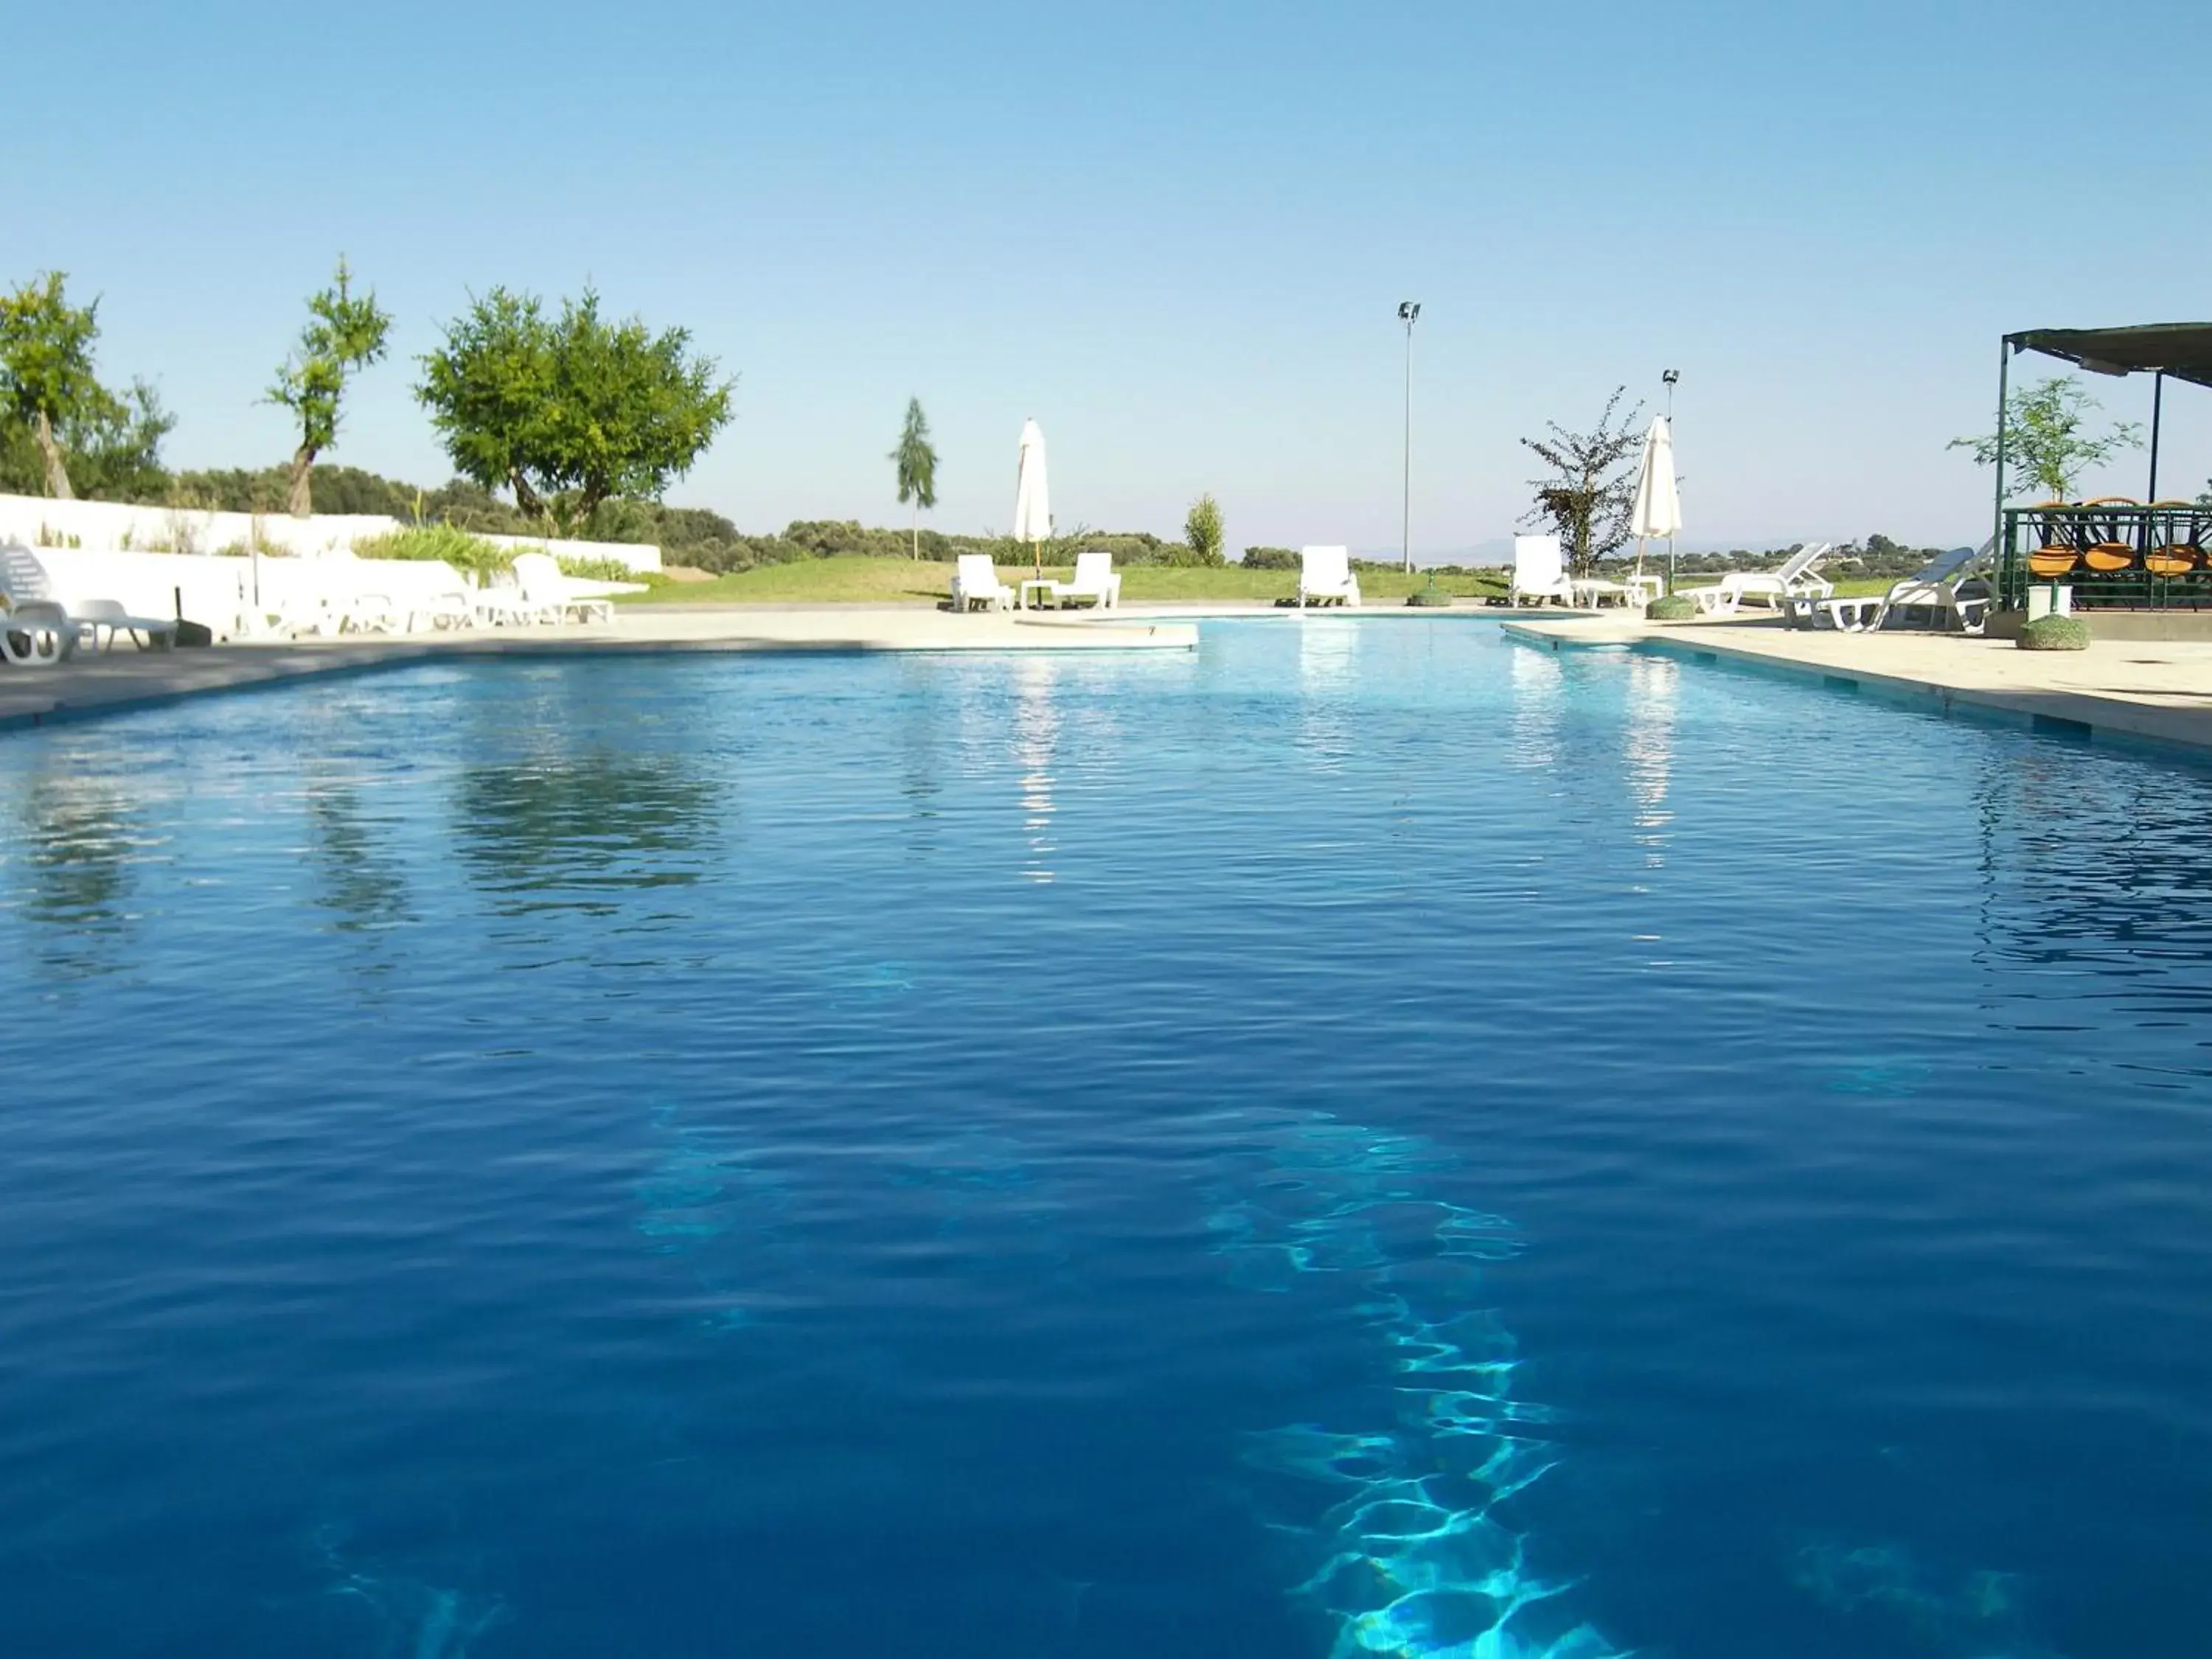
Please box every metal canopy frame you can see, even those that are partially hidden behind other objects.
[1992,323,2212,612]
[1993,322,2212,549]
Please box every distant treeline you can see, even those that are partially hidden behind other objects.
[1648,534,1950,580]
[41,461,1255,573]
[5,455,1952,580]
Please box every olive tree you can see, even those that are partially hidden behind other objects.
[268,258,392,516]
[417,286,734,532]
[0,272,110,499]
[1520,389,1644,576]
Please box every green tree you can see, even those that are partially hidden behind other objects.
[1520,388,1643,576]
[0,378,173,502]
[417,285,735,532]
[889,397,939,559]
[0,272,114,499]
[267,258,391,517]
[1184,493,1225,566]
[1950,375,2142,503]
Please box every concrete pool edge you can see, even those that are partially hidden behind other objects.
[1503,615,2212,759]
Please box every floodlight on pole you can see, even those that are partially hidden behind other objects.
[1661,369,1680,586]
[1399,302,1421,573]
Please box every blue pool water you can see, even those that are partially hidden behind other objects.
[3,617,2209,1657]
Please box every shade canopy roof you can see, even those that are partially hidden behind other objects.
[2008,323,2212,389]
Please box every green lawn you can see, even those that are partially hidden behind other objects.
[619,556,1894,609]
[624,557,1509,607]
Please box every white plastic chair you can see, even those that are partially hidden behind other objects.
[0,546,176,664]
[950,554,1015,612]
[1046,551,1121,609]
[1297,546,1360,608]
[1508,535,1575,608]
[512,552,622,625]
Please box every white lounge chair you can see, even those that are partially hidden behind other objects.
[1808,543,1993,635]
[1507,534,1576,608]
[1687,543,1834,616]
[0,546,177,664]
[950,554,1015,612]
[511,552,637,625]
[1568,577,1635,608]
[1042,550,1121,610]
[1298,546,1361,608]
[298,549,405,634]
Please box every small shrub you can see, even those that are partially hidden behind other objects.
[1239,546,1300,571]
[1646,594,1697,621]
[556,554,644,582]
[352,522,513,578]
[2018,613,2090,651]
[1184,494,1225,566]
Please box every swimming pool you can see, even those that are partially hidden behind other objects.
[2,616,2207,1657]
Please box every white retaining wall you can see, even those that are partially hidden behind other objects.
[0,491,661,574]
[1,543,484,638]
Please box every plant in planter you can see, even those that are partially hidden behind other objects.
[1646,594,1697,621]
[2018,614,2090,651]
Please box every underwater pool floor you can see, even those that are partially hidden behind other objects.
[1,617,2207,1658]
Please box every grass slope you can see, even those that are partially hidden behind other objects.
[625,559,1509,607]
[620,557,1897,608]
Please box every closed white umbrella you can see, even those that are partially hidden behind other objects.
[1629,415,1681,589]
[1012,418,1051,573]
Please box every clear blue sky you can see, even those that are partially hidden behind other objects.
[10,0,2209,554]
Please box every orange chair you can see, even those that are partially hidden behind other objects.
[2025,501,2081,580]
[2079,498,2140,574]
[2146,503,2202,579]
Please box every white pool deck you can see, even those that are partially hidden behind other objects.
[7,600,2212,757]
[1506,611,2212,754]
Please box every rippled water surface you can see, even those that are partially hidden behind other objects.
[3,618,2209,1658]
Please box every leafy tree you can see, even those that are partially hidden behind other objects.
[0,271,116,499]
[0,378,173,501]
[268,257,391,517]
[1950,375,2142,503]
[1184,493,1225,566]
[417,285,735,532]
[1520,388,1644,576]
[889,397,939,559]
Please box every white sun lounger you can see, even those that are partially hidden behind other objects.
[1507,534,1576,607]
[1807,543,1993,635]
[1298,546,1361,608]
[0,546,177,664]
[511,552,638,625]
[1040,550,1121,610]
[951,553,1015,612]
[1688,543,1834,616]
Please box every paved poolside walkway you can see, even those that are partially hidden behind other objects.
[1505,613,2212,754]
[0,607,1198,730]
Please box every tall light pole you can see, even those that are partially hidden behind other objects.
[1399,302,1421,572]
[1662,368,1680,588]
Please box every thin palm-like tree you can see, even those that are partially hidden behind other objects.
[891,397,939,559]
